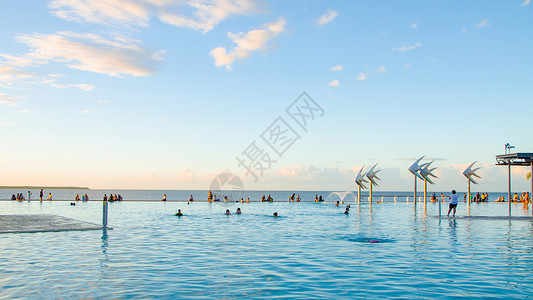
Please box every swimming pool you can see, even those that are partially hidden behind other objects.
[1,200,532,299]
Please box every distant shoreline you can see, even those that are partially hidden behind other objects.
[0,186,89,190]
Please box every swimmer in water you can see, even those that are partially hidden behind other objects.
[273,212,279,217]
[175,209,183,216]
[344,207,349,214]
[236,208,242,214]
[335,201,340,207]
[225,209,231,215]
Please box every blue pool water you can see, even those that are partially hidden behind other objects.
[1,199,532,299]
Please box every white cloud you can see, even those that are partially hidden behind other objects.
[330,64,343,71]
[97,99,111,104]
[356,73,368,80]
[521,0,531,6]
[392,42,422,52]
[15,31,165,77]
[475,19,489,28]
[377,66,387,73]
[50,0,151,27]
[70,83,95,91]
[81,109,95,114]
[405,63,411,68]
[328,79,339,87]
[316,9,339,26]
[211,18,286,70]
[0,64,35,87]
[1,121,14,127]
[18,109,38,115]
[410,20,418,29]
[158,0,260,33]
[0,93,22,107]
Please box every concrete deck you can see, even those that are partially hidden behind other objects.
[0,214,107,234]
[433,215,533,220]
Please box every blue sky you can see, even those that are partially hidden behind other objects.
[1,0,532,192]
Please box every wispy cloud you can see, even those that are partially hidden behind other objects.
[316,9,339,26]
[0,93,22,107]
[50,0,262,33]
[521,0,531,6]
[328,79,339,87]
[18,109,38,115]
[1,121,14,127]
[97,99,110,104]
[475,19,489,28]
[392,42,422,52]
[356,73,368,80]
[70,83,95,91]
[210,18,286,70]
[377,66,387,73]
[0,64,35,88]
[405,63,411,68]
[330,64,343,71]
[462,26,467,32]
[159,0,260,33]
[49,0,260,33]
[49,0,151,27]
[15,31,165,77]
[81,109,95,114]
[410,20,418,29]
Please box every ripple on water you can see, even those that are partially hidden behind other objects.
[1,201,532,299]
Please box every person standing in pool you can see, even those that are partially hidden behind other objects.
[447,190,458,217]
[40,189,44,201]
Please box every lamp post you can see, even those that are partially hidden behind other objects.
[409,156,425,207]
[366,164,381,203]
[355,166,368,204]
[419,161,438,207]
[463,161,481,212]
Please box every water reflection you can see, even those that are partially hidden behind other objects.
[448,219,458,247]
[100,228,109,268]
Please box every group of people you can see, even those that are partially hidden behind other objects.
[11,189,51,201]
[103,194,123,202]
[11,193,29,201]
[512,192,530,204]
[470,192,489,202]
[74,194,90,201]
[176,207,280,217]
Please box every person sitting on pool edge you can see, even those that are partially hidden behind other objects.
[236,208,242,214]
[447,190,458,217]
[225,209,231,215]
[175,209,183,216]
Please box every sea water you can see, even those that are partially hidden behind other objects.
[0,195,532,299]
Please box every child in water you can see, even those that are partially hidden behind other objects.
[273,212,279,217]
[225,209,231,215]
[175,209,183,216]
[236,208,242,214]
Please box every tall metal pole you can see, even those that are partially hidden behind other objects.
[358,186,361,204]
[103,196,108,228]
[369,183,373,203]
[508,162,512,216]
[424,180,427,206]
[530,162,532,213]
[414,175,417,207]
[467,180,471,211]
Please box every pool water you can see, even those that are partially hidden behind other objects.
[1,200,532,299]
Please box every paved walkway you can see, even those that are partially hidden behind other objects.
[433,215,533,220]
[0,214,106,234]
